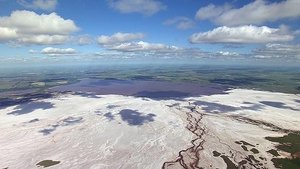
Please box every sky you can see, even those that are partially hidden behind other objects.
[0,0,300,66]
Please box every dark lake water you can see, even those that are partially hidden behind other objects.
[0,64,299,103]
[50,79,229,99]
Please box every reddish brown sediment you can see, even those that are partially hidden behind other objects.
[162,103,206,169]
[293,151,300,158]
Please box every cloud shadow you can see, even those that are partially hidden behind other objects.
[39,116,83,135]
[104,112,114,121]
[260,101,299,111]
[0,93,53,109]
[7,101,54,115]
[119,109,156,126]
[194,101,264,113]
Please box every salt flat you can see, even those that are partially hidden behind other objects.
[0,89,299,169]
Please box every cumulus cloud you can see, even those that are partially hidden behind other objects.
[41,47,77,56]
[0,27,18,41]
[0,10,79,45]
[0,10,78,35]
[18,35,70,45]
[17,0,57,11]
[196,0,300,26]
[97,32,181,54]
[95,32,242,58]
[164,16,195,30]
[189,25,294,44]
[107,41,179,52]
[253,43,300,59]
[107,0,166,15]
[97,32,144,45]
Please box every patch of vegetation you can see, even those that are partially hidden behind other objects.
[250,148,259,154]
[238,160,247,166]
[266,133,300,154]
[241,145,248,151]
[213,151,221,157]
[247,155,259,163]
[272,158,300,169]
[234,141,242,144]
[267,149,280,157]
[240,140,255,147]
[259,156,266,161]
[266,132,300,169]
[220,155,237,169]
[36,160,60,168]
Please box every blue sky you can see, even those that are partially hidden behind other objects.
[0,0,300,65]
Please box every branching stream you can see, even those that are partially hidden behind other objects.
[162,102,206,169]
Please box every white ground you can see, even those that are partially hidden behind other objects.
[0,89,299,169]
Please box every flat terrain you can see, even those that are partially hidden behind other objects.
[0,89,299,168]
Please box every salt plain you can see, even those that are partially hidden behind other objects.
[0,89,299,168]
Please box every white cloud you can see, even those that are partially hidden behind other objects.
[95,32,243,58]
[107,0,166,15]
[196,0,300,26]
[18,35,70,45]
[0,10,78,35]
[253,43,300,59]
[189,25,294,44]
[0,27,17,41]
[107,41,179,52]
[17,0,57,11]
[196,4,230,20]
[164,17,195,30]
[253,55,274,59]
[97,45,246,59]
[41,47,77,56]
[217,51,239,56]
[97,32,144,45]
[78,35,93,45]
[97,32,181,54]
[0,10,79,45]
